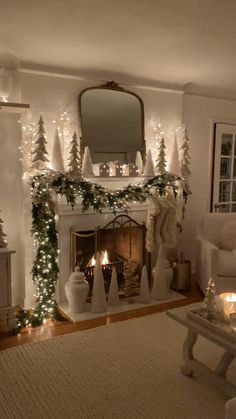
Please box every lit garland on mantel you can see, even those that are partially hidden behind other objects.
[15,171,190,332]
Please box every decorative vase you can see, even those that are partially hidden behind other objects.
[65,266,89,313]
[172,259,191,291]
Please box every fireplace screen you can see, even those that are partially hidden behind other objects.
[70,214,146,295]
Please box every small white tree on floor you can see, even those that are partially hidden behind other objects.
[156,136,167,175]
[139,265,150,304]
[0,213,7,248]
[108,267,120,306]
[31,115,49,170]
[51,128,65,173]
[167,134,181,176]
[144,150,155,176]
[68,131,81,177]
[82,146,95,177]
[180,127,191,181]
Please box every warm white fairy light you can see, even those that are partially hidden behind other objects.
[18,112,38,172]
[52,109,76,166]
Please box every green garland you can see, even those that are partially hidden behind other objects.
[15,172,189,332]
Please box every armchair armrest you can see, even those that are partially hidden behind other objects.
[196,236,219,293]
[197,235,218,251]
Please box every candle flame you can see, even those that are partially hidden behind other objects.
[87,250,109,267]
[101,250,109,265]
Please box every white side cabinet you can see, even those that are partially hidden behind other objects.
[0,248,16,331]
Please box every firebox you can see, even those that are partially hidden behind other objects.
[70,214,147,295]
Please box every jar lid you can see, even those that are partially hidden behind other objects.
[69,266,86,282]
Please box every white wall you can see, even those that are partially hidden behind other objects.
[182,93,236,265]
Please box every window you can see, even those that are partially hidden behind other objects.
[212,123,236,212]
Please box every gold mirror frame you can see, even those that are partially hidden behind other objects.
[78,81,146,163]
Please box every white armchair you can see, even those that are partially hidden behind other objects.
[196,213,236,294]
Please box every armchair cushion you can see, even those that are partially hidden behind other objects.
[219,222,236,250]
[218,249,236,277]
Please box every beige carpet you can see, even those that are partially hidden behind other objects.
[0,309,235,419]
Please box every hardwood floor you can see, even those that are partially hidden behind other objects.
[0,283,203,352]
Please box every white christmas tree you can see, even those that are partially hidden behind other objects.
[31,115,49,170]
[167,134,181,176]
[107,267,120,306]
[0,213,7,248]
[139,265,150,304]
[68,131,81,177]
[82,146,95,177]
[180,127,191,181]
[156,136,167,175]
[144,149,155,176]
[135,151,143,174]
[152,245,168,300]
[91,253,107,313]
[51,128,65,173]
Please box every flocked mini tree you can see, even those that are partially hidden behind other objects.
[51,128,65,173]
[167,134,181,176]
[68,131,81,177]
[155,136,167,175]
[180,127,191,183]
[31,115,49,170]
[0,213,7,248]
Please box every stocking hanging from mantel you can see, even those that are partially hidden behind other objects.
[146,193,178,252]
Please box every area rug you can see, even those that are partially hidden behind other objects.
[0,307,235,419]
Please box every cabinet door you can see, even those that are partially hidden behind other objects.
[0,254,10,307]
[212,124,236,212]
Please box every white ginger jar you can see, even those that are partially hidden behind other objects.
[65,267,89,313]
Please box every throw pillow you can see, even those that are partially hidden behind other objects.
[219,222,236,250]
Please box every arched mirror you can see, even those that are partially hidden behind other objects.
[79,81,145,164]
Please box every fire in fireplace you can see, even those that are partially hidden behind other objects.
[70,214,147,295]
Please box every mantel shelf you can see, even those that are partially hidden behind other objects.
[0,101,30,114]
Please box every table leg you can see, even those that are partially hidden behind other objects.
[181,328,198,376]
[215,351,235,378]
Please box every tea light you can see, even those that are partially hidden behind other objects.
[215,293,236,322]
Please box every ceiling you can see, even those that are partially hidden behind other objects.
[1,0,236,99]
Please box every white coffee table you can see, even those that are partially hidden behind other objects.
[167,304,236,399]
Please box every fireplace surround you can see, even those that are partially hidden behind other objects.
[57,198,149,303]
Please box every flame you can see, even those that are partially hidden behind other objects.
[87,250,109,267]
[101,250,109,265]
[88,255,96,267]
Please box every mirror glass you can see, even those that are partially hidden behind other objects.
[79,85,144,164]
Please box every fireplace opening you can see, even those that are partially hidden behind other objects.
[70,214,147,296]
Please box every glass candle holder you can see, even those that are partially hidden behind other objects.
[230,312,236,333]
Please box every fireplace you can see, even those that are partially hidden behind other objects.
[70,214,147,295]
